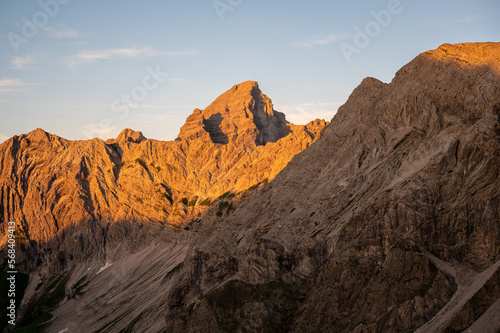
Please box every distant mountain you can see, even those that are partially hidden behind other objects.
[1,43,499,333]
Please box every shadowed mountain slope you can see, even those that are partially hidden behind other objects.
[161,42,500,332]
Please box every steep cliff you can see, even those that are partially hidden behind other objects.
[177,81,291,146]
[161,42,500,332]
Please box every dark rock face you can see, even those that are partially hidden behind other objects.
[292,241,457,332]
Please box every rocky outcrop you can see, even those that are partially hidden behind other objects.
[176,81,290,146]
[106,128,146,144]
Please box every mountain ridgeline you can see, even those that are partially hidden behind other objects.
[0,80,326,250]
[1,43,500,332]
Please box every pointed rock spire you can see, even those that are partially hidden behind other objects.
[177,81,290,146]
[107,129,146,144]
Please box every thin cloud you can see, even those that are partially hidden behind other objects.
[276,102,341,124]
[298,102,342,107]
[44,27,81,38]
[112,105,195,112]
[133,105,195,110]
[135,114,182,122]
[0,134,10,143]
[10,54,42,69]
[294,34,352,48]
[459,15,485,23]
[0,78,37,93]
[64,47,198,68]
[81,123,118,140]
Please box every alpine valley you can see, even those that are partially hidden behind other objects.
[1,42,499,332]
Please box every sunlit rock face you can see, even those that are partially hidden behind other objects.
[0,80,327,254]
[177,81,291,146]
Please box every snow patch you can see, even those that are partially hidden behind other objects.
[96,263,112,275]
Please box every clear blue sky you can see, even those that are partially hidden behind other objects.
[1,0,499,142]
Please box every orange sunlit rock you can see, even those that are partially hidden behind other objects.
[0,82,328,244]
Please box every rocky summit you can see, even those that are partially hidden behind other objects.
[177,81,291,146]
[1,42,500,333]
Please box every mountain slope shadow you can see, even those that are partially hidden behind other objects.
[203,113,228,144]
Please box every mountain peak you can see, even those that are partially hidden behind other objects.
[422,42,500,71]
[177,81,290,146]
[26,128,50,141]
[234,80,259,89]
[23,128,67,146]
[107,128,146,144]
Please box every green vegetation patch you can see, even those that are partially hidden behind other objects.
[165,262,184,280]
[216,201,235,217]
[199,198,212,206]
[13,271,70,331]
[311,228,324,239]
[358,146,369,168]
[218,191,235,200]
[73,275,89,297]
[0,260,29,331]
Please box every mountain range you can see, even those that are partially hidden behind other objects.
[1,42,499,332]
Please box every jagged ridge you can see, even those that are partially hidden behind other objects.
[0,82,327,254]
